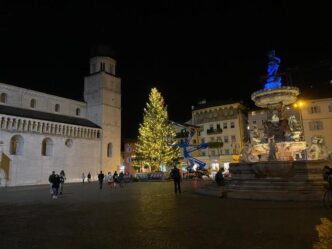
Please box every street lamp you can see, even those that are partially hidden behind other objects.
[293,100,306,159]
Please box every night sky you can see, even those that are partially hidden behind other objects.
[0,1,331,138]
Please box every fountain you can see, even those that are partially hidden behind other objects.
[225,51,332,200]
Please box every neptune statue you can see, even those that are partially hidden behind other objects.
[264,50,282,89]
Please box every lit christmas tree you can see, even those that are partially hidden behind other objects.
[135,88,180,172]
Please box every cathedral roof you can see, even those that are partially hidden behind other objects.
[0,105,101,128]
[90,44,116,58]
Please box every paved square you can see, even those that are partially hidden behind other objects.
[0,181,331,249]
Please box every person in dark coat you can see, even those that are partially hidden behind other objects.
[98,171,105,189]
[59,170,65,194]
[49,172,61,199]
[170,165,182,194]
[48,171,56,196]
[215,167,226,198]
[87,172,91,183]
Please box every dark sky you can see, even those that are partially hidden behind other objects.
[0,1,332,138]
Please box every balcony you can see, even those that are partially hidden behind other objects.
[207,128,223,135]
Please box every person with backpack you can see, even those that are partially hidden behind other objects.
[215,167,226,198]
[170,165,182,194]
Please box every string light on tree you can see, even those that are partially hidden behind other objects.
[135,88,180,172]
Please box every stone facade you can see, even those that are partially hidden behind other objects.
[301,98,332,153]
[190,101,248,170]
[0,82,87,118]
[122,140,137,174]
[226,160,331,201]
[0,54,121,186]
[84,62,121,173]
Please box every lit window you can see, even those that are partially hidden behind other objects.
[329,104,332,112]
[309,106,321,114]
[309,121,323,130]
[0,93,7,103]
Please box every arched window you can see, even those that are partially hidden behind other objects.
[55,104,60,112]
[30,99,36,108]
[76,108,81,116]
[41,138,53,156]
[0,93,7,103]
[329,103,332,112]
[107,143,112,157]
[10,135,24,155]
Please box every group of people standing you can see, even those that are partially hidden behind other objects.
[97,170,125,189]
[48,170,66,199]
[81,172,92,183]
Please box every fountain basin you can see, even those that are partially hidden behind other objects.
[251,86,299,109]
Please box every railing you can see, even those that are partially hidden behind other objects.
[207,128,223,135]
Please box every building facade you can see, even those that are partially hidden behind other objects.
[0,52,121,186]
[122,139,137,174]
[189,100,248,172]
[301,98,332,152]
[247,98,332,155]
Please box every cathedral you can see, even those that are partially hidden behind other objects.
[0,49,121,186]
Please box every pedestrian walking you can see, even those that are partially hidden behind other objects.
[107,172,113,187]
[48,171,56,196]
[118,171,124,187]
[98,171,105,189]
[113,171,118,188]
[59,170,66,195]
[82,172,85,183]
[49,172,61,199]
[215,167,226,198]
[87,172,91,183]
[170,165,182,194]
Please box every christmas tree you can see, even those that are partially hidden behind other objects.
[135,88,180,172]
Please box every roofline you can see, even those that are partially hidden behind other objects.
[0,82,86,105]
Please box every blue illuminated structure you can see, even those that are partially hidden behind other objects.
[172,122,208,171]
[264,50,282,90]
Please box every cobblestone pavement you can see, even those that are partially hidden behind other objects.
[0,180,332,249]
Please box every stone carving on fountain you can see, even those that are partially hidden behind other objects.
[307,136,330,160]
[227,51,332,201]
[241,51,308,162]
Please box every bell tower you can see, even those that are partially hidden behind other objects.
[84,45,121,172]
